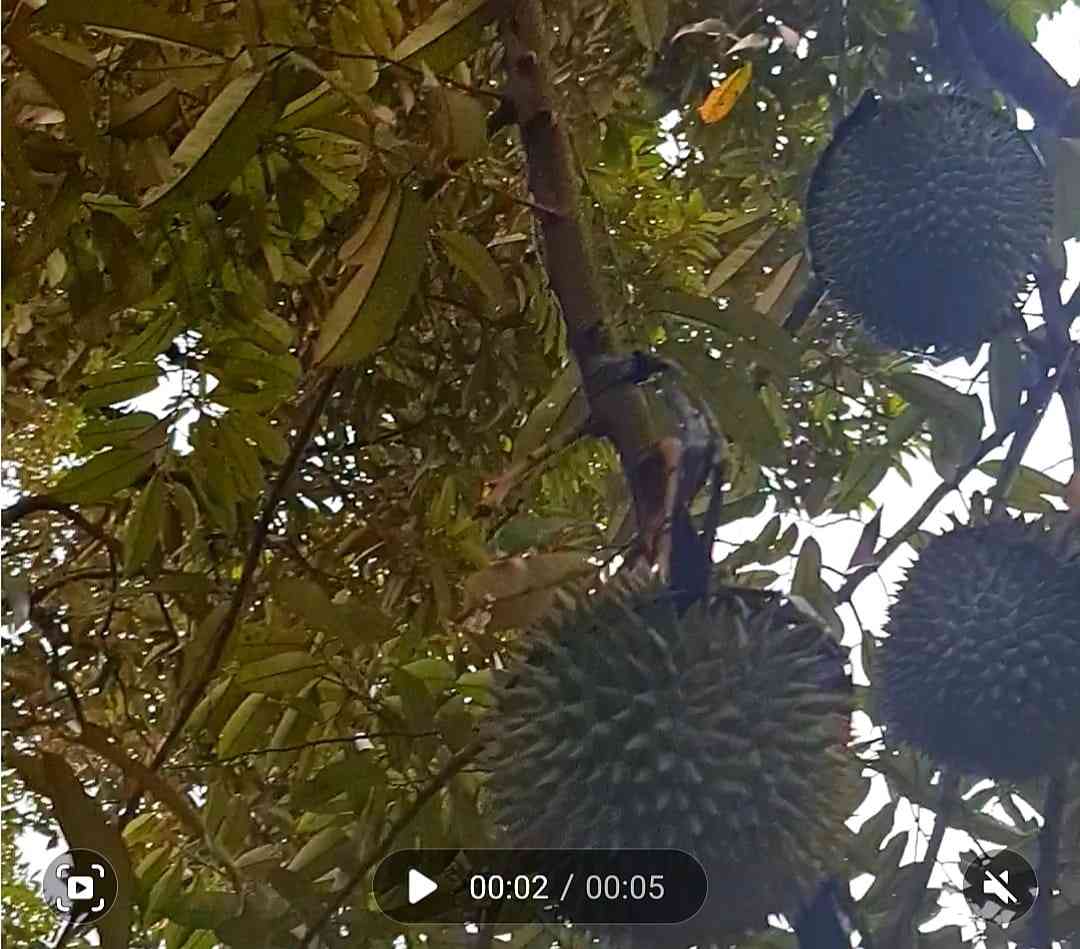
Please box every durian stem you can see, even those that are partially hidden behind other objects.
[885,770,960,949]
[494,0,670,561]
[1026,768,1067,949]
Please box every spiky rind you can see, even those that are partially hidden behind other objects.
[879,517,1080,780]
[807,93,1052,356]
[483,574,858,947]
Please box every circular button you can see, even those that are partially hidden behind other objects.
[962,849,1038,928]
[41,849,119,926]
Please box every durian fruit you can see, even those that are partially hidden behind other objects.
[806,92,1052,356]
[483,574,859,947]
[879,514,1080,780]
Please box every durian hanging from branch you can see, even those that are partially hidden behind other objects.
[806,92,1053,357]
[482,572,861,947]
[877,506,1080,781]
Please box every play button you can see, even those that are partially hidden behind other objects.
[408,868,438,905]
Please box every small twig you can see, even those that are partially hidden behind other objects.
[254,42,502,100]
[305,738,485,946]
[886,770,960,949]
[2,496,122,556]
[176,730,441,768]
[835,425,1011,605]
[121,371,340,823]
[989,346,1074,518]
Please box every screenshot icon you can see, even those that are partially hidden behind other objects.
[41,849,119,926]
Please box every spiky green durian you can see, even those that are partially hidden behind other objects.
[483,575,858,947]
[879,514,1080,780]
[806,92,1052,356]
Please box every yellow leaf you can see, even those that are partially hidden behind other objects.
[697,62,752,124]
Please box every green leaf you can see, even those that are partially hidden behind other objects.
[124,473,165,575]
[234,412,290,465]
[650,290,802,376]
[215,693,273,759]
[109,81,180,140]
[52,446,157,504]
[287,825,350,878]
[79,412,160,451]
[493,516,577,554]
[707,364,785,466]
[978,461,1067,496]
[432,87,489,161]
[628,0,669,50]
[792,537,823,600]
[989,336,1024,430]
[236,652,323,694]
[392,0,496,74]
[146,860,184,925]
[513,362,588,462]
[330,6,379,94]
[36,0,226,52]
[834,407,924,511]
[217,417,265,499]
[8,172,85,275]
[401,658,456,690]
[313,186,429,366]
[704,225,778,293]
[297,157,359,204]
[438,230,511,314]
[204,339,300,391]
[274,577,340,632]
[891,372,984,480]
[75,363,160,409]
[143,70,282,209]
[6,36,102,170]
[754,251,805,316]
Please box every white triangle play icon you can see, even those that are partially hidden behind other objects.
[408,868,438,905]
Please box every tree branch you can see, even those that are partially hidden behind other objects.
[835,425,1009,604]
[989,345,1074,519]
[304,738,484,947]
[2,495,121,556]
[497,0,668,559]
[123,371,340,819]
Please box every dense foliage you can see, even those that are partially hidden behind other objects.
[2,0,1078,947]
